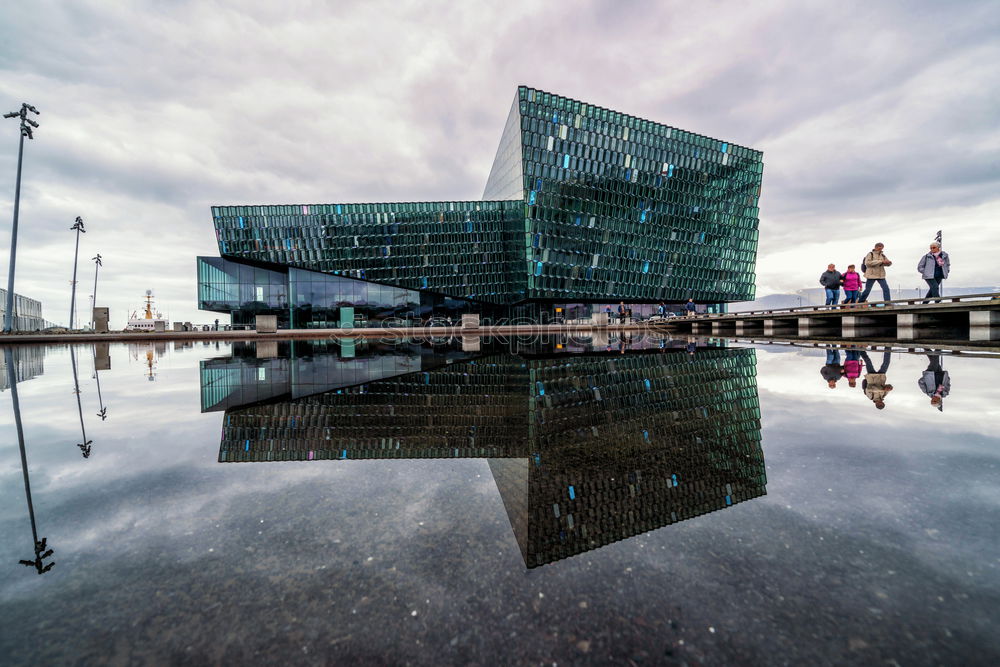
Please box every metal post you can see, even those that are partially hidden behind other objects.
[4,132,25,332]
[7,347,54,573]
[92,344,107,420]
[90,253,102,330]
[69,217,85,329]
[70,346,92,457]
[3,103,39,333]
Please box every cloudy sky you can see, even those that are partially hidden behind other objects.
[1,0,997,326]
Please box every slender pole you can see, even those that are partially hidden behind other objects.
[7,347,53,573]
[4,131,25,332]
[92,344,107,420]
[69,228,81,329]
[90,258,100,330]
[70,346,92,457]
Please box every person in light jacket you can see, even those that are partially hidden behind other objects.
[918,353,950,411]
[859,242,892,303]
[917,242,950,300]
[860,350,893,409]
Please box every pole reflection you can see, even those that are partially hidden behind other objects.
[70,346,92,458]
[4,347,55,574]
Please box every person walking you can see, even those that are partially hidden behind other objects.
[860,350,893,410]
[685,298,696,317]
[841,264,863,306]
[657,301,666,316]
[917,242,950,300]
[843,349,862,388]
[819,264,844,306]
[917,353,950,411]
[859,242,892,303]
[821,349,844,389]
[617,302,626,324]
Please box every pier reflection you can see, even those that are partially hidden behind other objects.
[204,338,765,567]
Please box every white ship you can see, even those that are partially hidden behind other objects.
[126,290,169,331]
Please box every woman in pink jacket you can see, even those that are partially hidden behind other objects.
[841,264,863,305]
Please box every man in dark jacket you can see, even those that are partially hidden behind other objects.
[819,264,844,306]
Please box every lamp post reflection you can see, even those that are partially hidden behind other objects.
[5,347,55,574]
[70,346,93,457]
[92,343,108,421]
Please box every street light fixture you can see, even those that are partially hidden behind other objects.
[69,216,86,329]
[3,102,40,333]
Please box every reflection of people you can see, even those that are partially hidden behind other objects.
[860,351,893,409]
[917,242,950,300]
[686,337,697,356]
[918,354,951,411]
[843,349,862,388]
[860,242,892,303]
[821,349,844,388]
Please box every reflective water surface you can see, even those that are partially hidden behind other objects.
[1,337,998,665]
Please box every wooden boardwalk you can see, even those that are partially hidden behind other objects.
[659,292,1000,342]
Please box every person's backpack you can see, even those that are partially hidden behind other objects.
[861,255,868,273]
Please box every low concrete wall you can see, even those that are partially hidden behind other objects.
[255,315,278,334]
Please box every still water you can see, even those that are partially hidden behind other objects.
[0,337,997,665]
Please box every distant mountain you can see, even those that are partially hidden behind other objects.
[732,285,998,312]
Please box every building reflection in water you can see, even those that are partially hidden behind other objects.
[202,336,764,567]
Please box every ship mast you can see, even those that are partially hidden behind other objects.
[144,290,154,320]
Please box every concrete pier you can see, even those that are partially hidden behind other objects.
[970,311,1000,341]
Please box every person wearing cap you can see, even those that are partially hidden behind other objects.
[917,242,950,300]
[859,242,892,303]
[918,353,950,411]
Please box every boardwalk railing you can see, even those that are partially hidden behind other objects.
[685,292,1000,320]
[659,292,1000,343]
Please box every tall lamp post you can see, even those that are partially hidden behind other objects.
[90,253,102,330]
[3,103,40,333]
[69,217,86,329]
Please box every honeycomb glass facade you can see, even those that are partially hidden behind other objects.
[199,86,762,325]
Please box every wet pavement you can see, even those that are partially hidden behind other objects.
[1,337,997,665]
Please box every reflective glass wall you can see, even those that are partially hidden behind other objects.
[512,86,763,303]
[211,200,525,304]
[198,257,478,328]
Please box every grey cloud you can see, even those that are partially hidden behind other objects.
[0,0,998,322]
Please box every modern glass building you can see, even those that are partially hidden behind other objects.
[202,340,764,568]
[198,86,763,327]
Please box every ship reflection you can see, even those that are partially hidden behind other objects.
[202,337,765,567]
